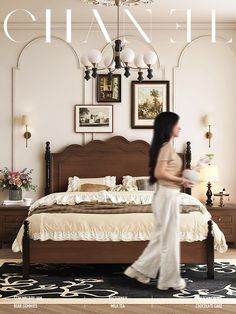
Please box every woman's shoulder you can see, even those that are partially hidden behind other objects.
[161,140,173,148]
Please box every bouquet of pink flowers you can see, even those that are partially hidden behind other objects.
[0,167,37,191]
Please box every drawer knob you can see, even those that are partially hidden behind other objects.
[218,218,222,222]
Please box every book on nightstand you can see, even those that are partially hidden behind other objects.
[2,200,25,206]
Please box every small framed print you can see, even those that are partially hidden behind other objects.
[97,74,121,103]
[131,80,170,129]
[74,105,113,133]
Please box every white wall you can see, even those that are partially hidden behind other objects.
[0,24,236,204]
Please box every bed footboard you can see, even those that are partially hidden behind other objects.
[22,219,215,280]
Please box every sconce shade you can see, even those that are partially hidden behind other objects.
[200,165,219,183]
[22,114,30,126]
[203,113,213,126]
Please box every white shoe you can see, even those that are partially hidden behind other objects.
[158,278,186,290]
[124,266,151,284]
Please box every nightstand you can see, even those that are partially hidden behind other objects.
[0,204,30,248]
[207,204,236,248]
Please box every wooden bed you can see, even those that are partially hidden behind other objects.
[22,136,214,279]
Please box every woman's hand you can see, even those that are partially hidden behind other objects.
[180,178,195,188]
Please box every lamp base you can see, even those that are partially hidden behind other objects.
[205,181,213,207]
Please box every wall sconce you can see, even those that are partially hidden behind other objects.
[22,115,31,148]
[203,114,213,148]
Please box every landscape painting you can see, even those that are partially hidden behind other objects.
[131,81,170,129]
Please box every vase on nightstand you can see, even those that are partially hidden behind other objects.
[9,188,22,201]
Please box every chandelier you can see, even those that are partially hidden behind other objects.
[80,0,157,82]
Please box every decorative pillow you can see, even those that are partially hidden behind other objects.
[67,176,116,192]
[136,178,156,191]
[122,176,138,191]
[179,204,201,213]
[122,175,155,191]
[79,183,110,192]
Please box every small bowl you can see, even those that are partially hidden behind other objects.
[182,169,200,183]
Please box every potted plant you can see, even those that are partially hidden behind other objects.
[0,167,37,201]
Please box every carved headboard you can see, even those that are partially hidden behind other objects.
[45,136,191,195]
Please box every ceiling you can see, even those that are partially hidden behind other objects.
[0,0,236,23]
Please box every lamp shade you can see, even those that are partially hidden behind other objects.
[22,114,30,126]
[120,48,135,63]
[87,49,102,64]
[80,54,91,67]
[200,165,219,182]
[143,51,157,65]
[203,113,213,126]
[134,54,145,68]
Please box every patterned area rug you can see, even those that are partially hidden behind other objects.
[0,261,236,299]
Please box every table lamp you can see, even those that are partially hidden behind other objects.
[200,164,219,206]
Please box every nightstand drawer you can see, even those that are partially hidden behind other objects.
[4,227,20,243]
[0,205,30,247]
[212,214,233,224]
[5,215,26,224]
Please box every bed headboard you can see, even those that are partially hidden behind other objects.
[45,136,192,195]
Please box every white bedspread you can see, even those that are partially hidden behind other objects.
[11,191,228,253]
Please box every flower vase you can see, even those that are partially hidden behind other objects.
[9,188,22,201]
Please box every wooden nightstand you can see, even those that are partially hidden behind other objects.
[207,204,236,248]
[0,204,29,248]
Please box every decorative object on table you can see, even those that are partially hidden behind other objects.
[80,0,157,82]
[202,113,213,148]
[200,164,219,206]
[74,105,113,133]
[0,167,37,201]
[22,114,31,148]
[194,154,214,170]
[97,74,121,102]
[131,80,169,129]
[213,188,230,207]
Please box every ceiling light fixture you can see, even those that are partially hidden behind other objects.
[80,0,157,82]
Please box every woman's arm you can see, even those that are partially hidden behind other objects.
[154,160,193,187]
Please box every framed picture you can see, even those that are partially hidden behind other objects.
[74,105,113,133]
[97,74,121,103]
[131,80,170,129]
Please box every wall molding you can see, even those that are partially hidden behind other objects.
[16,35,81,69]
[172,35,236,112]
[2,22,236,31]
[11,36,83,170]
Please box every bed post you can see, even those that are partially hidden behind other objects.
[207,220,214,279]
[22,220,30,279]
[185,141,192,195]
[45,141,51,196]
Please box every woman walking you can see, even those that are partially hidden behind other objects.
[124,112,194,290]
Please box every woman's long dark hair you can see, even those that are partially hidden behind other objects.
[149,111,180,185]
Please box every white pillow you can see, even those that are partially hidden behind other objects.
[122,175,150,191]
[122,175,138,191]
[67,176,116,192]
